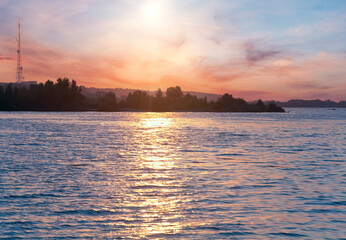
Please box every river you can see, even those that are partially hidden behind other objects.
[0,108,345,239]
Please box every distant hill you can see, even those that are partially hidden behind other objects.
[271,99,346,108]
[80,86,221,101]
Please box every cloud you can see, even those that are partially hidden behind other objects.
[284,80,333,90]
[0,0,345,101]
[287,15,346,38]
[226,89,272,100]
[257,52,346,99]
[245,41,281,64]
[0,54,14,61]
[191,57,243,83]
[0,36,129,87]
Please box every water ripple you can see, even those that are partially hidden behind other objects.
[0,109,345,239]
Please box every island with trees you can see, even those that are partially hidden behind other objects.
[0,78,285,112]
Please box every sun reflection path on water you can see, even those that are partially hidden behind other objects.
[120,113,190,238]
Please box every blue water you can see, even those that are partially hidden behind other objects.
[0,108,345,239]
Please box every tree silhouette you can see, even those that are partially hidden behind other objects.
[0,79,285,112]
[166,86,183,110]
[152,88,167,111]
[97,91,117,111]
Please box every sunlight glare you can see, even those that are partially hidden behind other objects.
[142,117,171,129]
[126,113,185,237]
[141,0,165,24]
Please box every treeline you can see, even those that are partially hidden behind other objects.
[0,78,86,111]
[0,78,284,112]
[273,99,346,108]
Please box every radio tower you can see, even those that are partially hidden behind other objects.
[16,20,24,82]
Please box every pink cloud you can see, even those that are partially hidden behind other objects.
[0,54,14,61]
[1,20,345,101]
[244,41,281,65]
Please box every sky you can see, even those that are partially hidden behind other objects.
[0,0,345,101]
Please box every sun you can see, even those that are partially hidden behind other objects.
[141,0,164,23]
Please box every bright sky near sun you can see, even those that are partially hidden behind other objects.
[0,0,345,100]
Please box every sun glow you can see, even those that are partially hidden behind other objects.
[141,0,165,24]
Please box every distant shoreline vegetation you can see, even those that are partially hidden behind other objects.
[0,78,284,112]
[271,99,346,108]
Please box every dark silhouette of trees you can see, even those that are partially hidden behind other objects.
[181,93,205,111]
[0,78,86,111]
[125,90,151,111]
[151,88,167,111]
[254,99,266,112]
[166,86,183,110]
[267,102,285,112]
[97,91,117,111]
[212,94,247,112]
[0,78,285,112]
[273,99,346,108]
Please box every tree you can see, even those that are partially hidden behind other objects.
[166,86,183,110]
[256,99,266,112]
[166,86,183,100]
[155,88,163,98]
[152,88,166,111]
[0,80,285,112]
[97,91,117,111]
[125,90,150,110]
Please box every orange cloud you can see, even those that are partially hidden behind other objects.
[5,36,345,101]
[0,54,14,61]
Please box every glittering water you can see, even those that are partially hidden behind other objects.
[0,109,345,239]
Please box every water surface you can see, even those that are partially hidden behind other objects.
[0,109,345,239]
